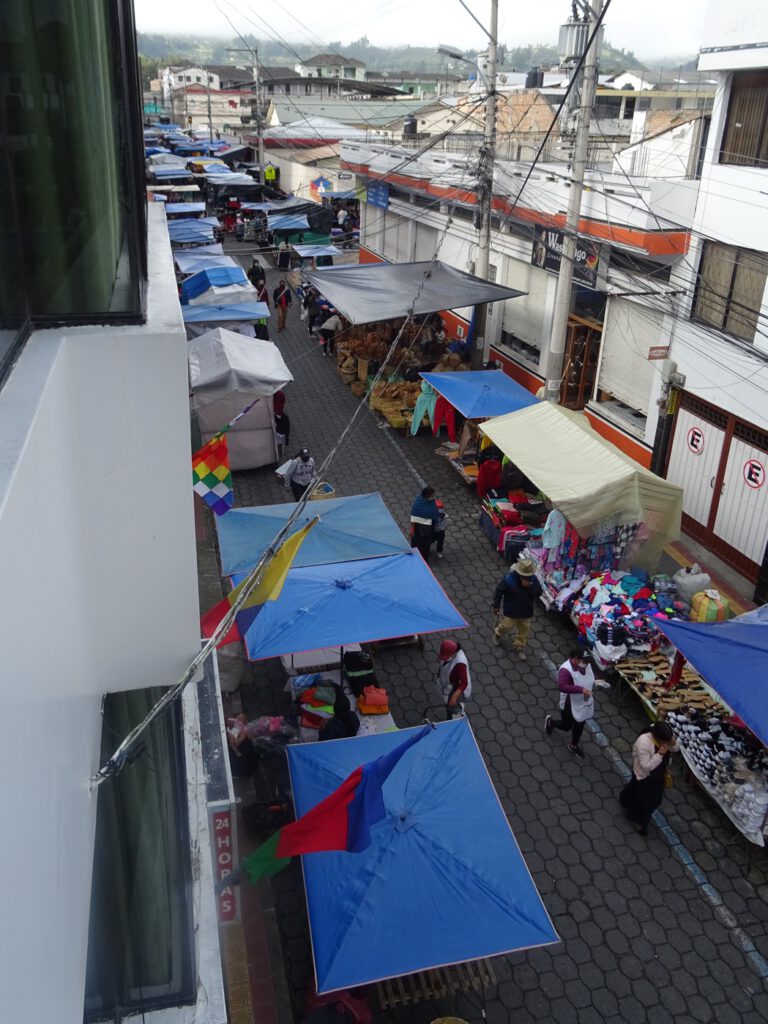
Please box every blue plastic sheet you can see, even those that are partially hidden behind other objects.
[216,494,410,575]
[168,223,214,244]
[182,302,270,323]
[174,253,237,274]
[231,551,467,660]
[165,202,206,214]
[268,213,310,231]
[420,370,538,419]
[181,266,248,303]
[655,618,768,748]
[287,718,559,993]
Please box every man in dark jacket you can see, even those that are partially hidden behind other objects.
[410,486,440,562]
[492,557,542,660]
[273,279,292,331]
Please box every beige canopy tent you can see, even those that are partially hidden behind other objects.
[480,403,683,567]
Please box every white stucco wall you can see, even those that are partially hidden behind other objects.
[0,206,201,1023]
[699,4,768,70]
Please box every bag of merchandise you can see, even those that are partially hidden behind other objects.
[690,588,730,622]
[673,564,711,607]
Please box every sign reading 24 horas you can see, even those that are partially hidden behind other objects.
[531,225,602,288]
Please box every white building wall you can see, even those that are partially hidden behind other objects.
[0,207,201,1024]
[698,3,768,70]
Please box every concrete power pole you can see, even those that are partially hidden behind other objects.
[471,0,499,370]
[542,0,604,402]
[226,48,266,183]
[205,66,214,142]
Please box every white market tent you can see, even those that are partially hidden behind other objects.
[304,260,526,325]
[189,328,293,470]
[480,403,683,567]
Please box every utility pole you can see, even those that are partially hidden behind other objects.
[542,0,604,402]
[227,47,265,184]
[471,0,499,370]
[205,66,214,144]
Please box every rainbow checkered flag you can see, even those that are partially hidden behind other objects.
[192,434,233,516]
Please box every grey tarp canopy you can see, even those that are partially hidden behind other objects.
[304,260,526,325]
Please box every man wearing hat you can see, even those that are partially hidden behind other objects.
[436,639,472,719]
[283,448,316,502]
[492,557,542,660]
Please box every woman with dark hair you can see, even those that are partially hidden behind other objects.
[619,722,679,836]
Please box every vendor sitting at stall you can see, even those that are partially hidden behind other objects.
[319,693,360,741]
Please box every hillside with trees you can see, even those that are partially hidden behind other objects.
[137,33,646,88]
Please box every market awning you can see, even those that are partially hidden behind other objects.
[182,302,270,323]
[292,244,342,259]
[189,328,292,407]
[654,619,768,749]
[480,403,683,566]
[268,213,311,231]
[174,253,238,274]
[181,266,249,304]
[165,202,206,214]
[177,242,223,256]
[288,718,559,993]
[168,222,215,244]
[230,551,467,660]
[420,370,538,419]
[304,260,525,325]
[216,493,410,575]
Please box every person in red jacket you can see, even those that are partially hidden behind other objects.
[273,279,292,331]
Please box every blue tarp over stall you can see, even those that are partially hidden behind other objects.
[655,619,768,748]
[268,214,310,231]
[216,493,411,575]
[152,167,194,180]
[288,717,559,993]
[168,222,215,244]
[420,370,539,419]
[165,202,206,214]
[181,266,249,303]
[182,302,270,323]
[231,551,466,660]
[174,252,238,274]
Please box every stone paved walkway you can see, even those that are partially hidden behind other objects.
[219,256,768,1024]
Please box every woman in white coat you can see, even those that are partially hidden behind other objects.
[545,648,595,759]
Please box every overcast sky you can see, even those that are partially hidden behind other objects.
[133,0,707,63]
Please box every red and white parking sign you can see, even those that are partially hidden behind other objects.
[743,459,766,490]
[686,426,705,455]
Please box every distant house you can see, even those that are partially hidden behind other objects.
[158,64,257,107]
[295,54,366,82]
[603,70,655,91]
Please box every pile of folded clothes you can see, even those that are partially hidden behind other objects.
[356,684,390,715]
[292,674,340,729]
[547,569,688,662]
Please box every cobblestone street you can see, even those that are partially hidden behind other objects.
[215,260,768,1024]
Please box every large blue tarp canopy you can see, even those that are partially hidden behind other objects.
[181,266,249,303]
[177,242,223,256]
[182,302,270,323]
[268,213,310,231]
[168,222,215,244]
[655,618,768,749]
[167,224,214,243]
[216,493,410,575]
[165,202,206,214]
[288,718,559,993]
[420,369,539,419]
[231,551,467,660]
[174,252,238,274]
[152,167,194,179]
